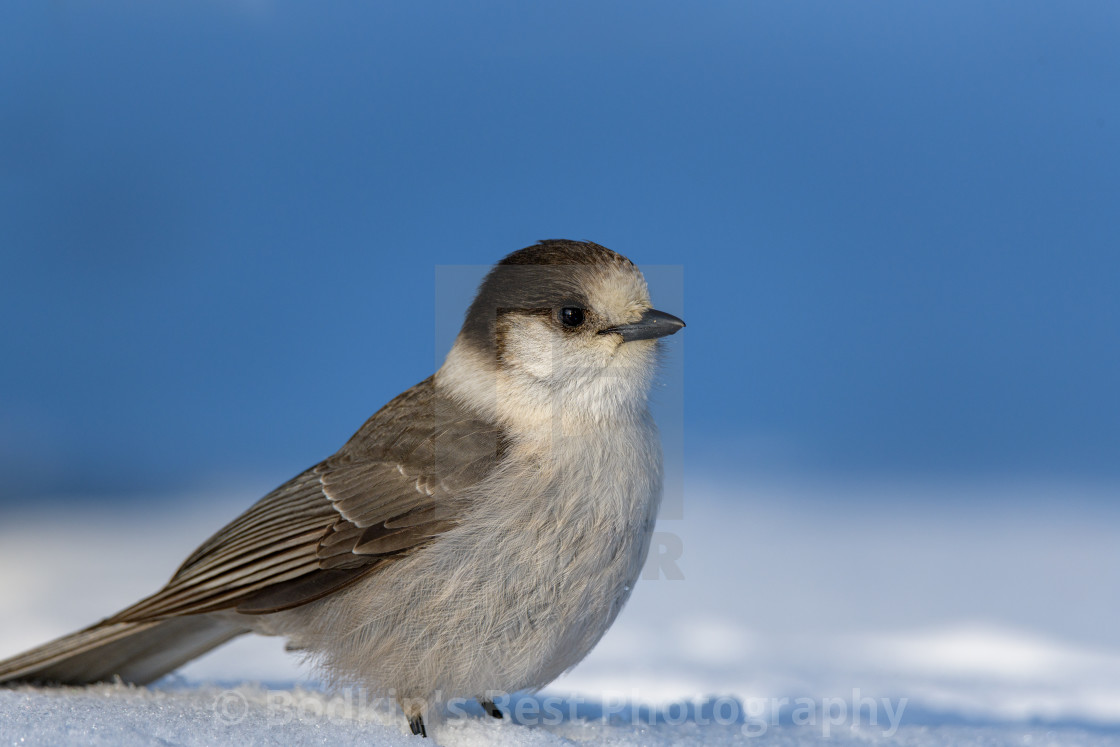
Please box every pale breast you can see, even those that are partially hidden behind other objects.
[464,411,664,689]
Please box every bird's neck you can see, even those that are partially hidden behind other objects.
[435,337,651,441]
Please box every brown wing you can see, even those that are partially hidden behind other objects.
[108,376,502,621]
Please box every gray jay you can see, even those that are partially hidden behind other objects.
[0,240,685,737]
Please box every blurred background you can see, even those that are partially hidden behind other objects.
[1,0,1118,730]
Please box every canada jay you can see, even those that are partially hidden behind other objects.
[0,240,684,737]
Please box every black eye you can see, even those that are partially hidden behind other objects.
[559,307,586,328]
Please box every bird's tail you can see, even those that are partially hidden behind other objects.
[0,615,248,686]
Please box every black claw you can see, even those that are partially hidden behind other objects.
[479,698,503,719]
[408,714,427,737]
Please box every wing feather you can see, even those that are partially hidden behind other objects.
[107,377,502,621]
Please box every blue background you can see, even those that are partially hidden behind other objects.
[2,1,1118,500]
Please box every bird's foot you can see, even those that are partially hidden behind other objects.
[408,714,427,737]
[479,698,503,719]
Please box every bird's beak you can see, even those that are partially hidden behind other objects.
[600,308,686,342]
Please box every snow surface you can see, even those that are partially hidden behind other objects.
[3,683,1118,746]
[2,477,1118,745]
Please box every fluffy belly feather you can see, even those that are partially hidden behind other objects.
[257,418,662,703]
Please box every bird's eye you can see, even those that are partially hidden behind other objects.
[559,307,586,328]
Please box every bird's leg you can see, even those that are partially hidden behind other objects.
[401,698,428,738]
[478,698,503,719]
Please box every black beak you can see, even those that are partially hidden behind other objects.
[600,308,686,342]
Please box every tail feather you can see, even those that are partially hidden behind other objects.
[0,615,248,686]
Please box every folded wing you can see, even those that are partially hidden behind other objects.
[109,376,502,621]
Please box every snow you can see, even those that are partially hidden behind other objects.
[4,684,1118,745]
[2,477,1118,745]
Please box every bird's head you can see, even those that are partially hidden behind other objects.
[440,240,684,429]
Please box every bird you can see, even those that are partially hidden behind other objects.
[0,240,685,737]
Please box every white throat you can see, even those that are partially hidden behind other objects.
[435,336,656,440]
